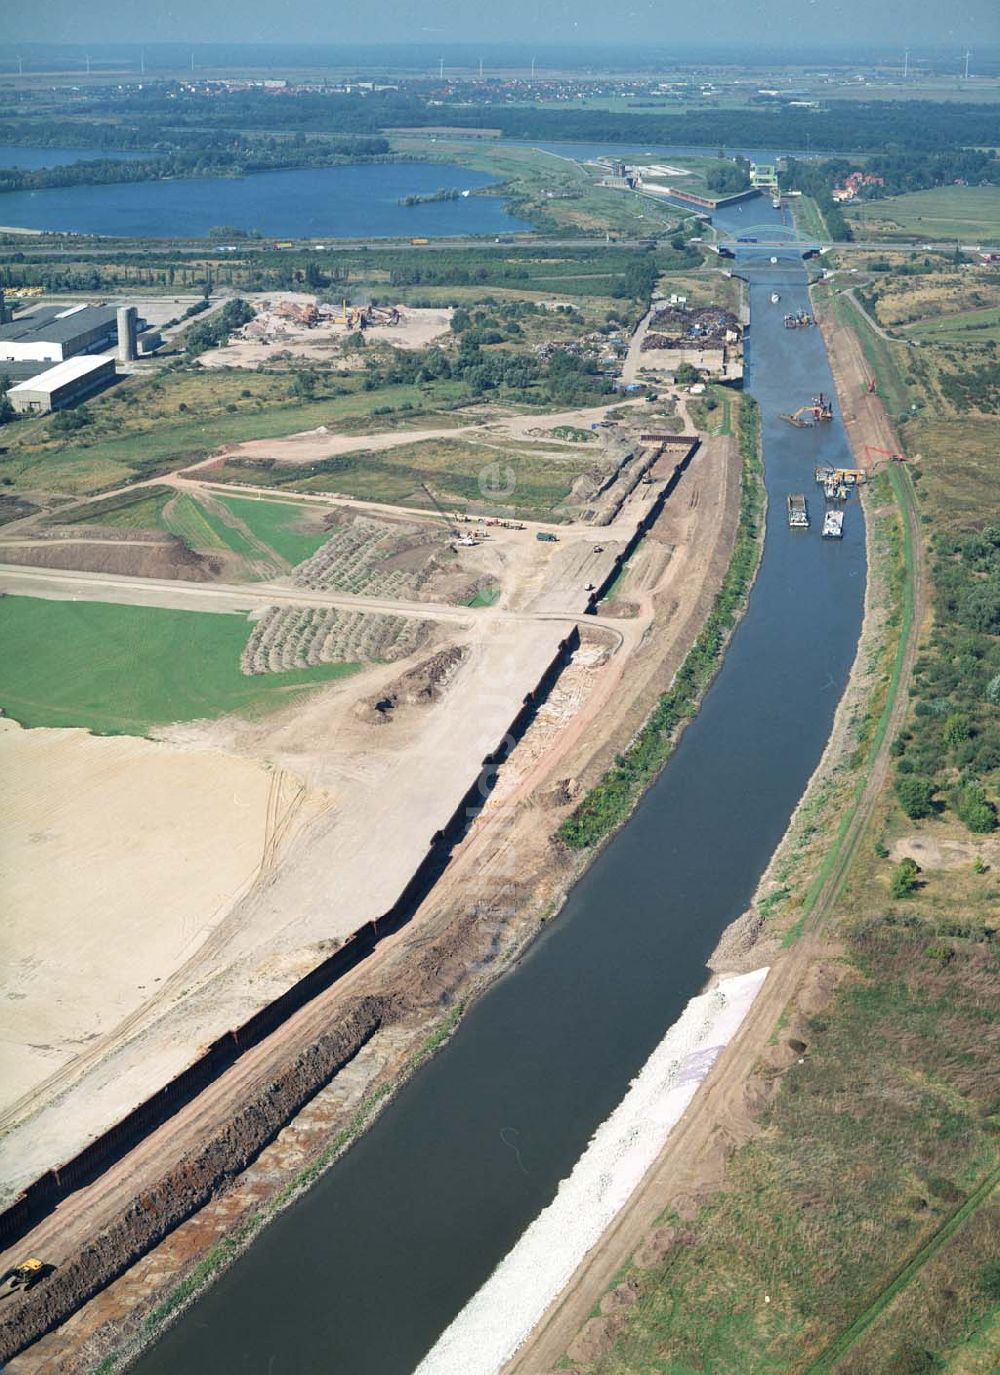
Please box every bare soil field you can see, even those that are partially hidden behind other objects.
[0,720,297,1114]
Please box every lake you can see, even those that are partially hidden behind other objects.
[0,145,150,170]
[0,161,532,239]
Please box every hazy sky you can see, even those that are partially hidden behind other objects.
[2,1,996,51]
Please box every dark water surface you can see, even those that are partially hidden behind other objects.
[0,162,531,238]
[133,199,865,1375]
[0,145,152,170]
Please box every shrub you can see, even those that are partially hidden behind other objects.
[895,774,936,819]
[952,780,997,833]
[890,857,920,899]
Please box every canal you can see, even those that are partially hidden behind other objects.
[132,200,866,1375]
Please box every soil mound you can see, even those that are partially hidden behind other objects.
[0,533,221,582]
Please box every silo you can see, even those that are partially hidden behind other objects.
[116,306,138,363]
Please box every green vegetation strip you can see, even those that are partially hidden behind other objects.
[804,1165,1000,1374]
[783,462,915,944]
[0,598,357,735]
[558,397,763,849]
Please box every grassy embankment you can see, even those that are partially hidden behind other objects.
[48,483,333,570]
[558,393,762,849]
[0,598,357,735]
[574,271,999,1375]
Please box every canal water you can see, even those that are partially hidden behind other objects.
[132,199,865,1375]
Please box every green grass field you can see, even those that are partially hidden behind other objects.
[906,305,1000,343]
[212,495,331,566]
[848,186,1000,241]
[0,597,357,735]
[162,492,252,555]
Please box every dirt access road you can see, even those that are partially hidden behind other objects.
[505,309,928,1375]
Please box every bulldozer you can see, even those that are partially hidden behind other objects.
[780,393,834,428]
[1,1258,53,1294]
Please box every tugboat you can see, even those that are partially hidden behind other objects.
[822,510,844,539]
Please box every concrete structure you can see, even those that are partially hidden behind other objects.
[116,306,138,363]
[0,303,146,365]
[7,355,116,414]
[136,328,163,356]
[749,162,779,194]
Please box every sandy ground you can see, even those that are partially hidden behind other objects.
[0,721,297,1115]
[0,605,579,1204]
[198,300,453,370]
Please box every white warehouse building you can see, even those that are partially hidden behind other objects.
[7,355,117,414]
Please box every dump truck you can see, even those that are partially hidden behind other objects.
[536,531,558,543]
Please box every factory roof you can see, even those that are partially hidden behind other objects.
[8,353,116,395]
[0,303,117,346]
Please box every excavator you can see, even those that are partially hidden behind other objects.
[780,393,834,427]
[420,482,478,549]
[1,1258,53,1295]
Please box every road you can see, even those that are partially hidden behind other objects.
[0,563,628,631]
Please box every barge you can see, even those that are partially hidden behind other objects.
[822,510,844,539]
[787,493,809,529]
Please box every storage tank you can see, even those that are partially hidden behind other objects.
[116,306,138,363]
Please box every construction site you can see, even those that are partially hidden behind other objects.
[636,304,744,382]
[197,294,453,369]
[0,334,746,1367]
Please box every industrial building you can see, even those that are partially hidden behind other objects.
[7,355,117,414]
[0,302,148,364]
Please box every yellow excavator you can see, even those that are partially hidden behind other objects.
[1,1258,53,1294]
[780,393,834,427]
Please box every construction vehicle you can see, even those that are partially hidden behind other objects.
[1,1259,51,1293]
[815,465,865,489]
[867,375,878,394]
[420,482,478,548]
[780,393,834,427]
[410,238,430,246]
[862,444,905,472]
[536,531,558,543]
[787,494,809,529]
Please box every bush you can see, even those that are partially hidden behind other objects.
[952,780,997,833]
[49,406,90,434]
[890,857,920,899]
[895,774,936,819]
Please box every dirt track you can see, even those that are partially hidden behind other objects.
[503,306,928,1375]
